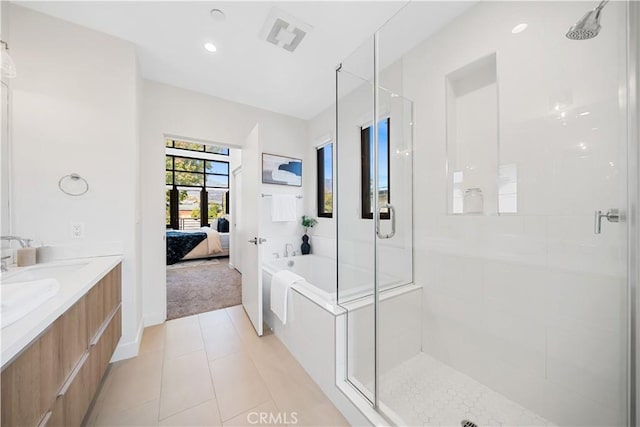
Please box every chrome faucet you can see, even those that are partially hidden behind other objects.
[284,243,294,258]
[1,236,32,248]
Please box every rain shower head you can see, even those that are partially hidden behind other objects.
[566,0,609,40]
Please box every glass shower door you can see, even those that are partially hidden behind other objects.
[336,36,376,402]
[372,1,633,426]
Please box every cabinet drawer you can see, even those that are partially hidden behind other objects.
[60,298,88,380]
[87,264,121,344]
[1,337,42,427]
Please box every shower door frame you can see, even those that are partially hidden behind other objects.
[630,2,639,426]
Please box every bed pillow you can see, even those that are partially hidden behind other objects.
[217,218,229,233]
[209,219,218,230]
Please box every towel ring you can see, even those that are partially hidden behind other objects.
[58,173,89,196]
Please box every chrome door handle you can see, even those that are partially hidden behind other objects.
[376,203,396,239]
[594,208,620,234]
[248,237,257,245]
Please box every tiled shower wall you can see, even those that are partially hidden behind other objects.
[403,2,629,425]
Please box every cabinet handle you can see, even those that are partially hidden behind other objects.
[57,353,89,397]
[37,411,53,427]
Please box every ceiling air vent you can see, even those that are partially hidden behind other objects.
[261,7,312,53]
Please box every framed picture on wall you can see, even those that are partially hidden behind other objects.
[262,153,302,187]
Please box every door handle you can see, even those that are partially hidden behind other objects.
[376,203,396,239]
[594,208,620,234]
[248,237,257,245]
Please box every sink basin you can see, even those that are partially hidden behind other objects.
[2,261,90,285]
[1,278,61,328]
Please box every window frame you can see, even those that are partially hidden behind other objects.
[316,142,333,218]
[165,144,231,229]
[361,118,391,220]
[166,139,230,156]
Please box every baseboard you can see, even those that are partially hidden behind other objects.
[144,311,166,327]
[111,319,144,362]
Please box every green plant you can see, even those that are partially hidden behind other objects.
[301,215,318,234]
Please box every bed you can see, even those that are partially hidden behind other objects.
[166,226,230,265]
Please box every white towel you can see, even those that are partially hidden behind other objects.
[270,270,305,325]
[271,194,297,222]
[1,278,60,328]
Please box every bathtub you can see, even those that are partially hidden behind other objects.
[262,255,339,320]
[261,253,423,427]
[262,254,410,312]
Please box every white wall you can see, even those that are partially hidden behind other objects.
[140,80,307,326]
[8,5,142,360]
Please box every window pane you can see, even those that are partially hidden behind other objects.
[205,161,229,175]
[317,143,333,217]
[207,189,228,219]
[205,145,230,155]
[324,145,333,214]
[177,189,202,230]
[361,119,390,218]
[165,171,173,185]
[206,174,229,188]
[166,189,171,226]
[165,155,173,169]
[174,140,204,151]
[175,171,204,186]
[166,140,174,148]
[173,156,204,172]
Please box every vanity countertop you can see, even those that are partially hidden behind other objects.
[1,255,122,368]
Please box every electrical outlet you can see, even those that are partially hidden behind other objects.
[70,222,85,238]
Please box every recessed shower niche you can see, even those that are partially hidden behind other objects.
[446,53,502,215]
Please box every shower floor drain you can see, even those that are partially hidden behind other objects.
[461,420,478,427]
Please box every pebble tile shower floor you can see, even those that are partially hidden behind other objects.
[379,354,554,427]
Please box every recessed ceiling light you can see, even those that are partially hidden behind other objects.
[204,42,217,53]
[512,23,528,34]
[210,9,226,22]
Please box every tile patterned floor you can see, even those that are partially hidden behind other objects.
[84,305,349,427]
[379,354,554,427]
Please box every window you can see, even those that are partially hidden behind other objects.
[166,140,230,229]
[316,143,333,218]
[166,139,229,156]
[361,118,390,219]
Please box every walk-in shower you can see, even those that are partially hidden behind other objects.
[335,1,638,426]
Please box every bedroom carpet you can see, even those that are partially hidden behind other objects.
[166,257,242,320]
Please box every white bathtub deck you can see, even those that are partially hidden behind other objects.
[379,353,554,427]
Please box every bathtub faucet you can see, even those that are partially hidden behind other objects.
[284,243,294,258]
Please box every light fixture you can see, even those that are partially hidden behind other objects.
[204,42,217,53]
[511,23,528,34]
[579,111,591,116]
[579,142,587,150]
[1,40,16,79]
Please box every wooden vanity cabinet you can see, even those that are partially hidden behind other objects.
[1,263,122,427]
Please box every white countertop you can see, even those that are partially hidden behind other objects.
[1,255,122,368]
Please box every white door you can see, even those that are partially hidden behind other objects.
[240,125,263,336]
[231,166,242,273]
